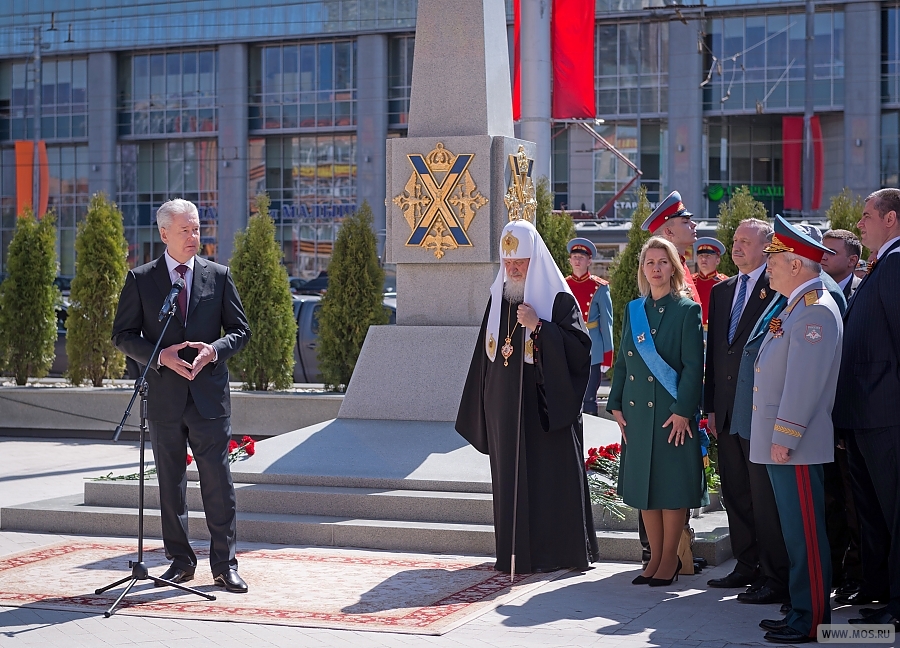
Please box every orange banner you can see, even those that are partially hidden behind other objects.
[14,140,49,217]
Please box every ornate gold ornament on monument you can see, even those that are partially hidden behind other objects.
[393,142,488,259]
[504,145,536,223]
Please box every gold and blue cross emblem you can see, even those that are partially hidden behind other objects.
[393,143,488,259]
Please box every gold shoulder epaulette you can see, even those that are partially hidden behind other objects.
[591,275,609,286]
[803,290,820,307]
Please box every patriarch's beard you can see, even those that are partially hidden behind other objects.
[503,278,525,304]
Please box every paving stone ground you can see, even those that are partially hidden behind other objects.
[0,437,864,647]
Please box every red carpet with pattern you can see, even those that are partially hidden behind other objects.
[0,541,559,634]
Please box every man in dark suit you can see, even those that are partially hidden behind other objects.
[704,218,790,605]
[821,229,862,301]
[112,198,251,593]
[833,188,900,629]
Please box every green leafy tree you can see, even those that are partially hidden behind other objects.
[317,201,387,391]
[715,186,770,277]
[66,193,129,386]
[826,188,869,258]
[0,209,60,385]
[534,177,575,273]
[609,186,652,354]
[229,193,297,390]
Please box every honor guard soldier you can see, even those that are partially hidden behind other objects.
[692,237,729,327]
[750,215,843,644]
[641,191,701,305]
[565,237,614,415]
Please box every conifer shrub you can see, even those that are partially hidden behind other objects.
[0,209,60,385]
[229,193,297,390]
[609,186,652,354]
[534,177,575,273]
[826,188,868,258]
[317,201,387,391]
[714,186,769,277]
[66,193,129,386]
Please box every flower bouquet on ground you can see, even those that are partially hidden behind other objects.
[585,443,629,520]
[698,418,721,493]
[94,435,257,481]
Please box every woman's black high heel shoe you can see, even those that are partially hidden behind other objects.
[632,574,651,585]
[648,557,681,587]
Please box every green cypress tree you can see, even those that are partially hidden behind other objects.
[66,193,129,386]
[534,177,575,273]
[826,188,869,258]
[229,193,297,390]
[0,209,60,385]
[317,201,387,391]
[714,186,769,277]
[609,186,652,354]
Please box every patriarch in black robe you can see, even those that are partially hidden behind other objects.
[456,219,599,573]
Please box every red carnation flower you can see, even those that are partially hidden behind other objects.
[186,454,193,466]
[244,439,256,456]
[228,440,239,453]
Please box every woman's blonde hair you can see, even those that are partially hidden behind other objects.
[637,236,688,297]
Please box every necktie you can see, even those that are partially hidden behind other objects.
[728,274,749,344]
[175,264,189,322]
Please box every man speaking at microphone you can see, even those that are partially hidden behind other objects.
[112,198,251,593]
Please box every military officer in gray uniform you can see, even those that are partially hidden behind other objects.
[750,215,843,645]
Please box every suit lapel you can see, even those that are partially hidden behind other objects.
[719,276,738,330]
[187,256,209,320]
[845,239,900,317]
[153,255,173,302]
[732,273,770,343]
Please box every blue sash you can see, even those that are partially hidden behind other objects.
[628,298,678,400]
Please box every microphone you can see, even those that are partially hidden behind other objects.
[158,278,185,322]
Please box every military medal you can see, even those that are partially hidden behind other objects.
[769,317,783,338]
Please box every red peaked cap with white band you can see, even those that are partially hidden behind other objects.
[641,190,692,233]
[763,214,835,262]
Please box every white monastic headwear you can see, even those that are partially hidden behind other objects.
[485,220,575,363]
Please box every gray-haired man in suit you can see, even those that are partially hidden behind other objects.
[750,215,843,645]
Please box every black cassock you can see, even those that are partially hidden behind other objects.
[456,291,599,573]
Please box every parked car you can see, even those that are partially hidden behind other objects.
[293,294,396,383]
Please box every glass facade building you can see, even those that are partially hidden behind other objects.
[0,0,890,276]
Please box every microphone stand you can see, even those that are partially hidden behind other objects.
[95,296,215,617]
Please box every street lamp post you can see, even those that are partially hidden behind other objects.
[32,26,43,215]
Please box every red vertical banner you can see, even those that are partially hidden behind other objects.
[811,115,824,211]
[512,0,521,121]
[13,140,49,217]
[782,117,803,211]
[551,0,595,119]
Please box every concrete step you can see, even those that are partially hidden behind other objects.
[1,494,732,565]
[84,480,496,525]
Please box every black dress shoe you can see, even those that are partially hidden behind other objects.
[648,557,681,587]
[632,574,651,585]
[834,590,889,606]
[737,585,790,605]
[214,569,248,593]
[834,579,861,596]
[764,626,813,644]
[707,571,757,588]
[745,576,767,594]
[780,603,793,615]
[849,611,900,628]
[759,618,789,631]
[155,564,194,586]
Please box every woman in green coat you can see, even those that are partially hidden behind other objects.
[607,236,704,586]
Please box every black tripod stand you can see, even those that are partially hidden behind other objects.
[95,294,216,617]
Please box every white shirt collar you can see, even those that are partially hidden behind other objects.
[164,250,195,275]
[837,274,853,290]
[788,276,822,304]
[739,261,767,285]
[877,235,900,259]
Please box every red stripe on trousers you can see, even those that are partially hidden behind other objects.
[796,465,824,637]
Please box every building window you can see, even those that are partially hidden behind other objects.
[117,140,218,267]
[703,10,844,114]
[118,50,218,137]
[593,122,665,221]
[883,7,900,105]
[389,35,414,126]
[596,22,668,117]
[249,40,356,131]
[552,124,568,209]
[248,134,356,278]
[0,58,88,142]
[882,112,900,187]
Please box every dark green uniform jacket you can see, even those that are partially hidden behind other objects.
[607,293,705,510]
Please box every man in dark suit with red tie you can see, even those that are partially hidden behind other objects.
[704,218,790,605]
[112,198,251,593]
[834,188,900,629]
